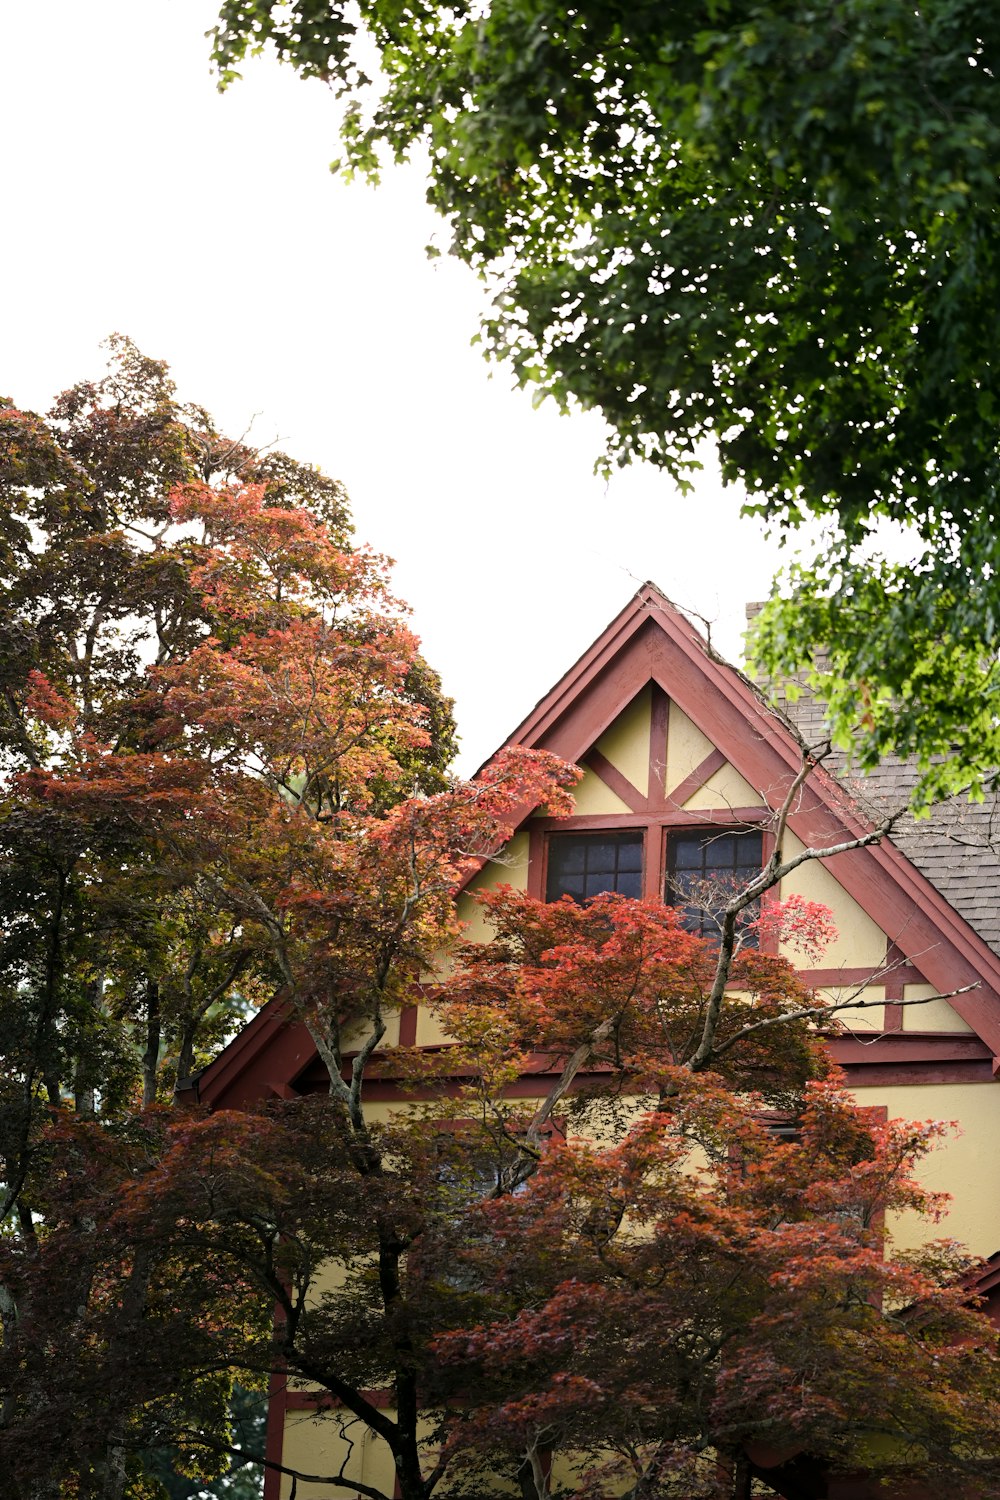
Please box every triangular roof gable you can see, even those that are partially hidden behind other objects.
[475,583,1000,1058]
[191,584,1000,1107]
[962,1252,1000,1326]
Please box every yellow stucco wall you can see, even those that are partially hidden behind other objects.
[685,762,765,811]
[594,685,651,797]
[280,1406,399,1500]
[778,833,887,970]
[282,1406,519,1500]
[414,1002,455,1046]
[901,982,973,1033]
[664,705,715,799]
[455,832,530,943]
[824,985,886,1036]
[566,764,632,815]
[851,1080,1000,1258]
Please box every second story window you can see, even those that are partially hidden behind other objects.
[665,828,763,939]
[546,832,644,903]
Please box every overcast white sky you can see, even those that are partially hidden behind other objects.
[2,0,788,771]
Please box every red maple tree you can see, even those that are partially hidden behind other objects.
[7,887,1000,1500]
[4,344,1000,1500]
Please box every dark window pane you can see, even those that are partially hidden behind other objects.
[546,833,644,903]
[587,842,617,873]
[706,835,734,869]
[550,841,585,875]
[672,838,704,869]
[665,829,763,941]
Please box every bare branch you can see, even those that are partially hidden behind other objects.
[685,725,909,1073]
[524,1015,618,1153]
[173,1432,393,1500]
[712,984,980,1057]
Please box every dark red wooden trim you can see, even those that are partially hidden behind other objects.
[880,945,906,1031]
[200,984,994,1112]
[665,747,728,812]
[886,940,908,972]
[644,822,664,902]
[840,1060,996,1086]
[351,1029,990,1074]
[962,1252,1000,1303]
[265,1080,300,1100]
[527,825,546,901]
[530,807,771,832]
[649,682,670,805]
[800,966,925,988]
[337,1073,615,1103]
[584,748,649,812]
[830,1034,991,1065]
[285,1389,332,1411]
[398,1006,418,1047]
[196,999,315,1111]
[284,1030,995,1103]
[285,1386,393,1410]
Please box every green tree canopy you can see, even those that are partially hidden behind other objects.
[212,1,1000,798]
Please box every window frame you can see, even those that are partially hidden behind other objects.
[544,828,646,904]
[529,810,775,950]
[663,824,766,942]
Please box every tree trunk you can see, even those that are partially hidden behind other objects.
[100,1248,152,1500]
[102,1427,128,1500]
[142,978,160,1108]
[394,1449,428,1500]
[174,1018,197,1101]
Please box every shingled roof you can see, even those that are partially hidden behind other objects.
[766,653,1000,960]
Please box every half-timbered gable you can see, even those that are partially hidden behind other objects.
[192,583,1000,1498]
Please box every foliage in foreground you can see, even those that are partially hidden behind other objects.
[0,333,458,1119]
[0,338,458,1498]
[211,0,1000,797]
[6,893,1000,1499]
[5,341,1000,1500]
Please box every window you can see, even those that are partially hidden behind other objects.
[546,832,644,903]
[759,1113,800,1146]
[541,826,764,920]
[664,828,763,939]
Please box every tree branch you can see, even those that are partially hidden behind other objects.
[687,734,906,1072]
[711,983,981,1058]
[173,1432,393,1500]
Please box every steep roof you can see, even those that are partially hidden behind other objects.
[844,767,1000,961]
[770,674,1000,960]
[189,582,1000,1107]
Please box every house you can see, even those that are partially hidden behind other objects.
[192,583,1000,1500]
